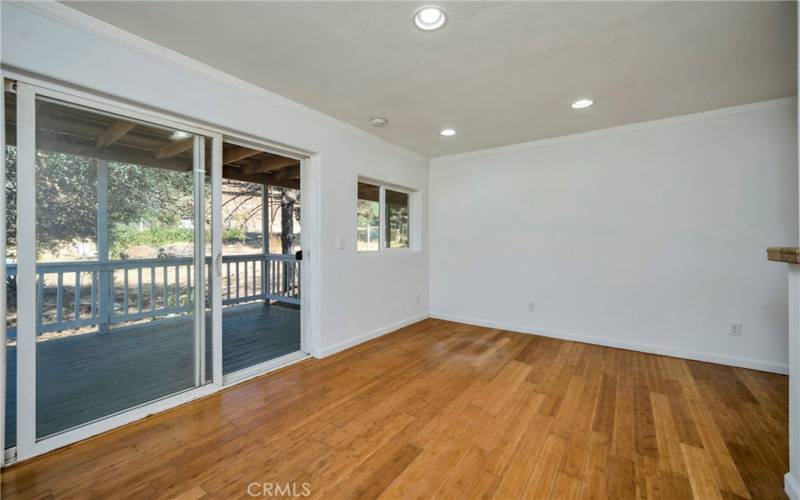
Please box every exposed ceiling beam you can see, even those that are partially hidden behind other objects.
[357,183,379,200]
[242,155,299,174]
[155,138,194,159]
[271,166,300,181]
[35,128,192,172]
[96,120,137,148]
[223,146,261,164]
[222,165,300,189]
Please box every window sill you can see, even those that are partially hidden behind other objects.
[356,247,421,255]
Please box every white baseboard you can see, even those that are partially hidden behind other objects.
[787,473,800,500]
[311,313,430,358]
[430,312,789,375]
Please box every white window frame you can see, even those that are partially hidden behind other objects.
[357,178,417,253]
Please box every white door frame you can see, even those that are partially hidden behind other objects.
[0,77,6,467]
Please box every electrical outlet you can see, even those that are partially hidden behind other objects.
[729,323,743,337]
[528,301,535,312]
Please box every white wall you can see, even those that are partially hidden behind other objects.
[430,100,798,373]
[1,3,429,356]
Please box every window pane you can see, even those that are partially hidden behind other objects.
[220,177,300,375]
[357,182,379,251]
[385,189,409,249]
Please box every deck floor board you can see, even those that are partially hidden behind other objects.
[4,302,300,447]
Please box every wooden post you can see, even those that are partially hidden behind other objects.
[96,160,111,335]
[280,189,294,294]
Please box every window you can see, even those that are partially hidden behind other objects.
[357,182,380,251]
[385,189,409,248]
[357,179,413,252]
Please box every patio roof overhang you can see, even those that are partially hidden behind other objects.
[4,93,300,189]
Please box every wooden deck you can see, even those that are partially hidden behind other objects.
[4,302,300,448]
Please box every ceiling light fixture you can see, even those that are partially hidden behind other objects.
[370,117,388,127]
[414,6,447,31]
[571,99,594,109]
[440,128,456,137]
[171,130,191,140]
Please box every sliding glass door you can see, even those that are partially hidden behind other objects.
[1,78,309,462]
[8,82,219,458]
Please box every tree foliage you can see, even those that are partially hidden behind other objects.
[5,148,194,257]
[357,199,379,228]
[5,147,17,257]
[5,147,302,258]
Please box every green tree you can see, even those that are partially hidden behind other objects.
[5,147,194,257]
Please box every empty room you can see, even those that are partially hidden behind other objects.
[0,1,798,499]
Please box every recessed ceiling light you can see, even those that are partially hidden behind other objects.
[171,130,191,140]
[370,117,388,127]
[571,99,594,109]
[440,128,456,137]
[414,6,447,31]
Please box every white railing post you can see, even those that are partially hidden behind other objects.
[96,160,111,334]
[262,185,269,304]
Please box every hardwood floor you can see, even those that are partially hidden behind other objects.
[0,319,789,499]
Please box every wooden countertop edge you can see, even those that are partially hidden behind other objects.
[767,247,800,264]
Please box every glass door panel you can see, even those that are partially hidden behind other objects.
[31,96,207,439]
[220,144,301,376]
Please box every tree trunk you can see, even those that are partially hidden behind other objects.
[280,189,294,255]
[279,189,295,294]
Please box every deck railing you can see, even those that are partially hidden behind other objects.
[6,253,300,337]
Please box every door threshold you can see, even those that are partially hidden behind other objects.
[222,351,309,387]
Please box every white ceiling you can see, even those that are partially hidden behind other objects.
[65,1,796,158]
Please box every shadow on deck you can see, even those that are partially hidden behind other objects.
[4,302,300,449]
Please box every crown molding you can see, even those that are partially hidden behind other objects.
[432,96,797,164]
